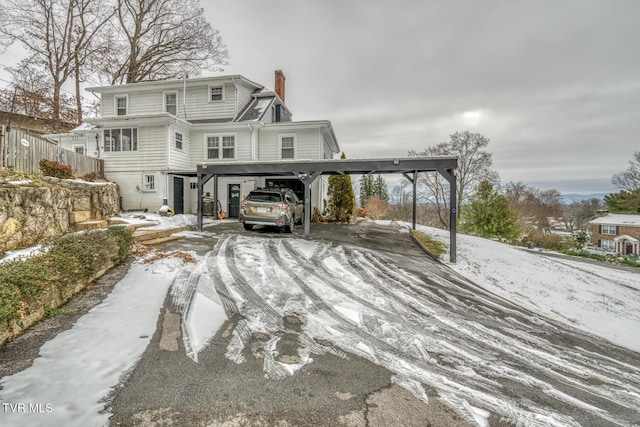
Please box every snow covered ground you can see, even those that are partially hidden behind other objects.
[1,214,639,426]
[411,221,640,354]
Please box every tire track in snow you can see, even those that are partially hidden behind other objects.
[282,239,640,426]
[206,234,640,426]
[351,249,640,422]
[270,240,590,425]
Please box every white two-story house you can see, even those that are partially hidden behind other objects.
[72,70,339,216]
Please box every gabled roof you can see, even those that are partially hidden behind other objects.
[590,214,640,226]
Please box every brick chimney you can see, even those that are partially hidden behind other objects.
[275,70,285,102]
[596,209,609,217]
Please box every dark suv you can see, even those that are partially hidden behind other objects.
[239,188,304,233]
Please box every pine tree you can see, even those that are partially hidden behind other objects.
[463,181,521,239]
[359,174,375,207]
[327,153,355,222]
[373,175,389,203]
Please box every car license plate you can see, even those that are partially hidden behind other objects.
[257,207,267,213]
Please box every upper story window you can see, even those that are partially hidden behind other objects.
[601,224,617,235]
[209,85,224,102]
[165,92,177,115]
[206,134,235,159]
[104,128,138,152]
[115,95,128,116]
[280,134,296,159]
[175,132,183,150]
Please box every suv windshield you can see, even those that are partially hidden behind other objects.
[246,192,283,203]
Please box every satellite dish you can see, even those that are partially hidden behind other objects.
[20,139,30,147]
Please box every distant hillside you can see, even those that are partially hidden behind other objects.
[560,193,607,204]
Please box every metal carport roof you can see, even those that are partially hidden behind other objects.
[196,157,458,262]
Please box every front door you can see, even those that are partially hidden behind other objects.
[173,177,184,214]
[228,184,241,218]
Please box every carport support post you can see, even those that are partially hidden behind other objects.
[402,171,419,230]
[299,171,322,240]
[197,172,214,232]
[213,175,219,219]
[412,170,418,230]
[197,172,204,231]
[446,168,457,264]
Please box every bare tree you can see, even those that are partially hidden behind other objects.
[612,151,640,192]
[0,0,113,128]
[99,0,229,84]
[410,131,499,229]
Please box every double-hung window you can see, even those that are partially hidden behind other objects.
[222,136,235,158]
[165,92,177,115]
[115,95,128,116]
[206,134,235,159]
[280,134,296,159]
[209,86,224,102]
[601,224,617,235]
[175,132,183,150]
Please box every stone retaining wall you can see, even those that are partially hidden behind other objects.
[0,177,119,255]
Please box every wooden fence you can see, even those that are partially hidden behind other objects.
[0,125,102,177]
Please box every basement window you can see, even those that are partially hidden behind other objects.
[143,174,155,191]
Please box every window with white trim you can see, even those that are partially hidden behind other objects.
[165,92,177,115]
[143,174,155,191]
[280,134,296,159]
[115,95,128,116]
[175,132,183,150]
[104,128,138,152]
[601,239,616,251]
[601,224,617,235]
[73,145,85,155]
[209,85,224,102]
[205,134,235,159]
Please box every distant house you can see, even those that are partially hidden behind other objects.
[590,211,640,255]
[59,70,339,215]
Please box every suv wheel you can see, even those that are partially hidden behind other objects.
[285,216,294,233]
[243,224,254,231]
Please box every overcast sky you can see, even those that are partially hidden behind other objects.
[201,0,639,194]
[1,1,638,195]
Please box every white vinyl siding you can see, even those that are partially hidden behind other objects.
[169,123,191,170]
[191,128,251,164]
[102,126,167,172]
[259,127,320,160]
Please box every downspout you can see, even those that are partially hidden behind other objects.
[232,78,239,118]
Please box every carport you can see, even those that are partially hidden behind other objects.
[195,157,459,262]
